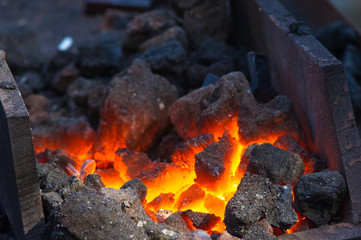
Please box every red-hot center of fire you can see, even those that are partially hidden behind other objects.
[33,66,314,234]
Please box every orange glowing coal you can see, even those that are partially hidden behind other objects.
[34,115,311,234]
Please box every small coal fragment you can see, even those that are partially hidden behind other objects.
[273,135,326,173]
[179,230,212,240]
[93,59,178,160]
[195,131,234,186]
[155,209,173,222]
[247,51,277,103]
[238,95,305,144]
[84,173,105,190]
[219,231,242,240]
[186,133,215,149]
[265,185,297,232]
[293,171,346,226]
[122,9,179,52]
[41,192,63,220]
[139,26,188,52]
[32,116,95,160]
[184,0,230,47]
[169,71,256,139]
[314,21,357,59]
[138,40,186,74]
[243,219,275,240]
[224,173,279,238]
[76,32,125,77]
[44,191,149,240]
[121,178,147,202]
[182,210,221,231]
[164,212,192,233]
[175,184,206,210]
[243,143,305,185]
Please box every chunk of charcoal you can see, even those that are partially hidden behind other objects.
[238,95,305,144]
[224,173,279,238]
[44,191,149,240]
[41,192,63,220]
[76,32,125,78]
[36,148,73,164]
[84,173,105,190]
[102,9,135,31]
[184,0,229,47]
[16,71,44,92]
[24,94,50,127]
[196,38,237,65]
[202,73,220,87]
[121,178,147,202]
[171,0,203,17]
[32,116,95,161]
[293,171,346,226]
[179,230,212,240]
[59,175,90,199]
[122,9,179,52]
[98,187,180,239]
[159,131,184,162]
[273,135,326,173]
[265,185,297,232]
[195,131,234,186]
[314,21,357,59]
[247,52,277,103]
[40,167,69,193]
[139,26,188,52]
[51,63,78,93]
[36,162,57,180]
[243,143,304,185]
[0,25,44,74]
[93,60,178,160]
[147,193,175,210]
[169,71,256,139]
[138,40,186,74]
[182,210,221,231]
[163,212,192,233]
[175,184,206,210]
[243,219,275,240]
[186,133,214,149]
[115,148,167,182]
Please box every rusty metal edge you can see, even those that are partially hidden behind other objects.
[0,50,44,239]
[232,0,361,226]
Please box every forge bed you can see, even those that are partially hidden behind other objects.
[0,0,361,239]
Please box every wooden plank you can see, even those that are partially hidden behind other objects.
[0,50,44,239]
[231,0,361,224]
